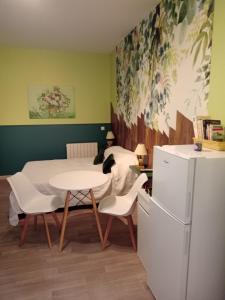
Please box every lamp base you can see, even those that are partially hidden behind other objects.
[138,157,144,168]
[106,140,114,147]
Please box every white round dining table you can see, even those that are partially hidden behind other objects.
[49,170,109,251]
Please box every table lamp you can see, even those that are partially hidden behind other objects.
[135,144,147,167]
[106,131,115,147]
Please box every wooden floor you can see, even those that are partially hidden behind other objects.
[0,179,155,300]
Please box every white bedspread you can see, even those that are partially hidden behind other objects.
[9,150,138,226]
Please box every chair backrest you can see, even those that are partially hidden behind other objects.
[121,173,148,216]
[127,173,148,202]
[7,172,41,212]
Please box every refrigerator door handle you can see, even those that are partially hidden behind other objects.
[184,228,191,255]
[185,191,192,222]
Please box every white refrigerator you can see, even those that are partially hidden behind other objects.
[138,145,225,300]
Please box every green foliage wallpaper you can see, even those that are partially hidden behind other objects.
[115,0,214,135]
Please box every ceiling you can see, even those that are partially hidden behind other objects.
[0,0,159,53]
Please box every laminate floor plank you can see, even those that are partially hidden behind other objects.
[0,179,155,300]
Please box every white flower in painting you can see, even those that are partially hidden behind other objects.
[37,86,70,116]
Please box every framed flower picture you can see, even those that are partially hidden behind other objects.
[28,85,75,119]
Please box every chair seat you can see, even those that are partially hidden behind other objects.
[98,195,135,217]
[23,194,63,214]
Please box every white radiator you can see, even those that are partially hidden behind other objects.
[66,142,98,158]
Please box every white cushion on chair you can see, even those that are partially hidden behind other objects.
[98,173,148,217]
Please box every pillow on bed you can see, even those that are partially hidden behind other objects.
[103,154,115,174]
[93,150,104,165]
[104,146,136,160]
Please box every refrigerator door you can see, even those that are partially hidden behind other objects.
[186,157,225,300]
[152,146,195,223]
[147,197,190,300]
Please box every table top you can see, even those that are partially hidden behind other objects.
[49,170,109,191]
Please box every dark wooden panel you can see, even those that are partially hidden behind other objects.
[174,111,194,144]
[137,114,145,144]
[169,127,176,145]
[111,105,194,168]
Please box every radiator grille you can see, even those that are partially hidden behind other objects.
[66,142,98,158]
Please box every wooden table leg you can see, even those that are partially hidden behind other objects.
[89,189,104,248]
[59,191,71,252]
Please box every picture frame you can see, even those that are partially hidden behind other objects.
[28,85,75,119]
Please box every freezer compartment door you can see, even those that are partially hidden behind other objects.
[137,202,150,271]
[147,198,190,300]
[137,190,151,270]
[138,189,151,214]
[152,146,195,223]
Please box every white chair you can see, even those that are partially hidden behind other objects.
[98,173,148,251]
[7,172,62,248]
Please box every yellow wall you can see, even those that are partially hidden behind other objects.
[1,0,224,126]
[0,47,112,125]
[206,0,225,124]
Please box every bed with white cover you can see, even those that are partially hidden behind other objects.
[9,146,138,225]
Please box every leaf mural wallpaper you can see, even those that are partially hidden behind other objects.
[115,0,214,136]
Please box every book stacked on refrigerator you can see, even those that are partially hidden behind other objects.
[203,119,221,140]
[193,116,224,141]
[208,124,224,141]
[193,116,210,139]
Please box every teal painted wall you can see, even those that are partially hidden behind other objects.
[0,124,111,175]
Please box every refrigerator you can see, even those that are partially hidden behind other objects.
[138,145,225,300]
